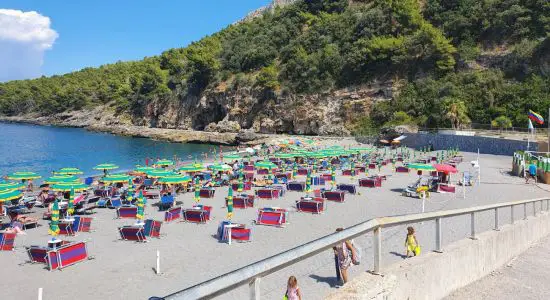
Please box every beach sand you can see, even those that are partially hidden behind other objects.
[1,151,548,300]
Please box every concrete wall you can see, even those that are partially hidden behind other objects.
[326,211,550,300]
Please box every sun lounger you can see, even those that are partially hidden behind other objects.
[0,233,16,251]
[368,163,376,169]
[27,241,90,270]
[193,205,212,220]
[116,206,138,219]
[229,195,255,209]
[77,217,93,232]
[297,168,310,176]
[323,190,346,202]
[244,165,255,172]
[296,199,324,214]
[342,169,353,176]
[8,211,38,229]
[158,194,175,211]
[164,206,182,222]
[143,189,161,200]
[75,196,99,214]
[321,174,333,181]
[256,188,280,199]
[119,226,146,242]
[217,221,252,243]
[356,166,367,172]
[438,183,456,193]
[143,219,162,238]
[231,182,252,191]
[359,177,382,188]
[312,177,326,185]
[257,168,270,175]
[58,219,77,236]
[337,184,357,194]
[182,209,207,224]
[199,188,215,198]
[27,246,48,263]
[255,209,286,227]
[107,198,123,209]
[244,172,254,181]
[230,228,252,242]
[396,166,410,173]
[287,181,305,192]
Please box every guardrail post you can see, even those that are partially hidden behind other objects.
[435,218,442,253]
[494,208,500,231]
[373,227,381,274]
[511,205,514,224]
[470,212,477,240]
[249,277,261,300]
[524,203,528,220]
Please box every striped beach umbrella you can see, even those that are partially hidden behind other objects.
[6,171,41,180]
[0,182,24,191]
[193,177,200,203]
[136,191,145,220]
[254,161,278,170]
[305,171,312,196]
[292,163,298,178]
[51,182,88,192]
[208,164,232,172]
[238,173,244,193]
[157,175,192,185]
[67,187,75,216]
[49,199,60,236]
[226,187,233,220]
[55,168,83,175]
[126,178,134,203]
[0,189,22,202]
[331,166,336,190]
[154,159,175,167]
[45,175,79,184]
[145,169,177,178]
[134,166,155,174]
[93,163,119,171]
[351,161,356,179]
[178,163,206,173]
[102,174,132,183]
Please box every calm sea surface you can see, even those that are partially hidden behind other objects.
[0,122,221,178]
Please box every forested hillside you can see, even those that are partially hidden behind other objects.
[1,0,549,135]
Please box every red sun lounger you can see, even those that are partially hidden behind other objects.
[27,241,90,270]
[143,219,162,238]
[232,182,252,191]
[77,217,93,232]
[337,184,357,194]
[164,206,182,222]
[231,195,255,209]
[396,166,410,173]
[116,206,138,219]
[296,199,324,214]
[287,181,305,192]
[438,184,456,193]
[0,233,16,251]
[230,228,252,242]
[199,188,215,198]
[323,190,346,202]
[256,189,280,199]
[182,209,208,224]
[119,226,146,242]
[359,177,382,188]
[341,169,353,176]
[256,210,286,227]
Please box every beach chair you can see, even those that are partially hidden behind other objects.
[84,177,94,185]
[116,206,138,219]
[108,198,123,209]
[244,172,254,181]
[58,219,78,236]
[287,181,305,192]
[296,199,324,214]
[342,169,353,176]
[143,219,162,238]
[231,182,252,191]
[0,233,16,251]
[144,189,161,201]
[54,241,89,270]
[217,221,251,243]
[438,183,456,193]
[337,184,357,194]
[359,177,382,188]
[368,163,376,169]
[312,176,326,186]
[321,174,332,181]
[158,194,175,211]
[396,166,409,173]
[256,188,279,199]
[8,211,38,229]
[119,226,146,242]
[244,165,255,172]
[255,209,286,227]
[76,217,93,232]
[193,205,212,220]
[297,168,309,176]
[199,188,215,198]
[75,196,99,214]
[230,195,255,209]
[27,246,49,264]
[323,190,346,202]
[164,206,182,222]
[356,166,367,173]
[230,228,252,243]
[182,209,207,224]
[257,169,269,175]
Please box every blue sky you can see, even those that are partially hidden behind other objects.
[0,0,271,79]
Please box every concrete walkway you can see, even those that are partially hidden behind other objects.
[446,234,550,300]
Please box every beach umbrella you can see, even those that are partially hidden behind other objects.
[238,173,244,193]
[67,188,75,216]
[55,167,83,175]
[51,182,88,192]
[6,171,41,180]
[0,189,22,202]
[154,159,175,167]
[208,164,232,172]
[292,163,298,178]
[45,175,79,184]
[178,163,206,173]
[145,169,177,178]
[193,177,201,203]
[254,161,278,170]
[93,163,119,171]
[331,166,337,190]
[305,171,312,196]
[134,166,155,174]
[274,153,296,158]
[226,187,233,220]
[136,191,145,220]
[406,163,436,171]
[223,154,242,161]
[157,175,192,185]
[102,174,132,183]
[432,164,458,174]
[351,160,356,179]
[127,178,134,202]
[49,199,60,237]
[0,182,24,191]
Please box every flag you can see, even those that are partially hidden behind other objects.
[528,110,544,125]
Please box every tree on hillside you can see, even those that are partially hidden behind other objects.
[491,116,513,133]
[443,98,470,129]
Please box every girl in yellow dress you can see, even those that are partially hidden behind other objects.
[405,226,420,258]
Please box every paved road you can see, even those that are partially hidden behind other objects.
[446,234,550,300]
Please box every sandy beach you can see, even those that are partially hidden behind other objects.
[0,150,548,300]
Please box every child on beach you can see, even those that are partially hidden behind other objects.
[405,226,420,258]
[285,276,302,300]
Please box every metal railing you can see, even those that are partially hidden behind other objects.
[163,197,550,300]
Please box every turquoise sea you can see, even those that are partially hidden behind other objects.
[0,122,220,178]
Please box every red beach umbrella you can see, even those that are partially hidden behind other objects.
[432,164,458,174]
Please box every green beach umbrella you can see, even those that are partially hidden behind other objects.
[93,163,119,171]
[154,159,175,167]
[0,182,24,191]
[406,163,436,171]
[226,187,233,219]
[293,163,298,178]
[55,168,83,175]
[145,169,177,178]
[208,164,232,172]
[134,166,155,174]
[49,199,60,236]
[305,171,312,196]
[255,161,278,170]
[351,160,356,179]
[67,188,75,216]
[178,163,206,173]
[331,166,337,189]
[127,178,134,202]
[223,154,242,161]
[6,171,41,180]
[157,175,192,185]
[103,174,132,183]
[0,189,22,202]
[51,182,88,192]
[194,177,201,203]
[238,173,244,193]
[136,191,145,220]
[45,175,79,184]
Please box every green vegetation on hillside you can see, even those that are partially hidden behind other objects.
[0,0,549,131]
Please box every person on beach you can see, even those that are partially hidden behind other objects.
[285,276,302,300]
[526,162,537,184]
[333,228,356,285]
[405,226,420,258]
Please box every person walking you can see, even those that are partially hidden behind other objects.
[333,228,356,285]
[285,276,302,300]
[405,226,421,258]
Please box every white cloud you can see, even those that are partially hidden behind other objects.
[0,9,58,82]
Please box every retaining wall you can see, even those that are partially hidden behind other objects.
[326,211,550,300]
